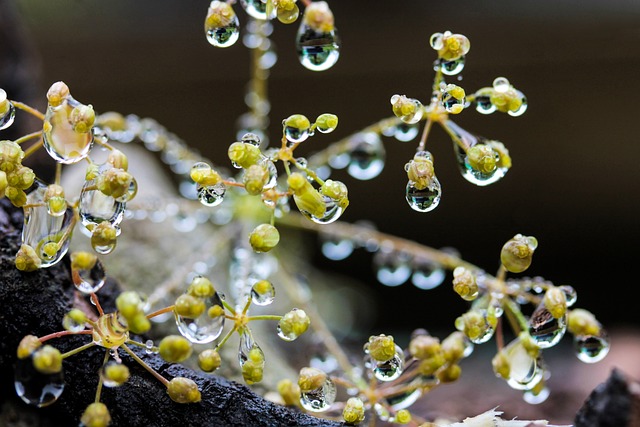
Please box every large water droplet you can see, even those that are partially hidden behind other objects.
[175,292,225,344]
[474,88,496,114]
[43,96,93,164]
[296,23,340,71]
[574,334,610,363]
[374,249,411,287]
[507,90,528,117]
[22,180,74,268]
[436,56,466,76]
[405,179,441,213]
[503,340,544,391]
[560,285,577,307]
[238,329,258,366]
[251,280,275,306]
[411,259,445,290]
[523,386,550,404]
[0,101,16,130]
[205,6,240,48]
[297,194,345,225]
[320,235,354,261]
[367,345,404,382]
[300,376,336,412]
[444,120,508,186]
[393,122,419,142]
[79,166,126,231]
[197,182,226,207]
[346,132,385,180]
[72,257,106,294]
[239,0,268,19]
[14,355,65,407]
[528,304,567,349]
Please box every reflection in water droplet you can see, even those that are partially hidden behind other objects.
[299,376,336,412]
[436,56,466,75]
[72,258,106,294]
[43,96,94,164]
[405,179,441,213]
[368,345,404,382]
[197,182,226,207]
[14,356,65,407]
[503,339,544,391]
[175,292,225,344]
[321,236,354,261]
[251,280,275,306]
[240,0,268,19]
[0,101,16,130]
[411,260,445,290]
[574,334,610,363]
[346,132,385,180]
[297,194,345,225]
[296,23,340,71]
[528,304,566,349]
[523,386,550,404]
[79,166,126,231]
[374,250,411,287]
[393,122,419,142]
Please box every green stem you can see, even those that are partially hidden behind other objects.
[10,100,44,120]
[61,341,96,359]
[222,299,237,315]
[14,130,43,145]
[248,315,281,322]
[122,344,169,387]
[95,350,110,403]
[214,325,238,351]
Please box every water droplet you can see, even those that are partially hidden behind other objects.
[251,280,275,306]
[474,88,496,114]
[374,250,411,287]
[386,388,423,411]
[72,257,106,294]
[507,90,528,117]
[321,235,354,261]
[429,32,444,50]
[455,310,496,344]
[444,120,508,186]
[79,166,126,230]
[393,123,419,142]
[528,304,567,349]
[0,101,16,130]
[197,182,226,207]
[503,340,544,390]
[493,77,511,93]
[405,179,441,213]
[145,339,155,354]
[366,345,404,382]
[62,313,85,333]
[175,292,225,344]
[347,132,385,180]
[22,180,74,268]
[238,329,262,366]
[574,334,610,363]
[296,23,340,71]
[523,386,550,404]
[411,260,445,290]
[559,285,577,307]
[442,85,466,114]
[205,2,240,48]
[300,376,336,412]
[114,177,137,203]
[298,194,345,225]
[14,355,65,407]
[43,96,94,164]
[239,0,268,19]
[100,361,127,387]
[436,57,466,76]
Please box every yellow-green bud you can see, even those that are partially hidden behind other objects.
[544,287,567,319]
[167,377,201,403]
[187,276,216,298]
[314,113,338,133]
[303,1,334,33]
[127,312,151,334]
[277,379,301,406]
[288,173,326,218]
[0,89,9,115]
[243,164,269,196]
[437,363,461,383]
[418,353,446,376]
[342,397,365,424]
[69,104,95,133]
[492,350,510,379]
[409,335,441,360]
[276,1,299,24]
[395,409,412,424]
[283,114,310,132]
[249,223,280,253]
[438,33,470,61]
[500,234,538,273]
[320,180,349,209]
[298,367,327,393]
[490,88,523,113]
[116,291,143,319]
[455,310,489,342]
[97,168,134,199]
[10,166,35,190]
[85,163,100,181]
[91,222,118,250]
[6,186,27,207]
[567,309,601,337]
[278,308,310,341]
[367,334,396,362]
[0,170,7,197]
[228,142,262,169]
[406,154,435,190]
[159,335,193,363]
[80,402,111,427]
[205,1,236,30]
[96,111,126,131]
[208,305,225,318]
[103,362,130,386]
[467,144,498,174]
[242,360,264,384]
[46,81,70,107]
[452,267,478,301]
[391,95,419,119]
[15,244,41,271]
[64,308,87,329]
[198,349,221,372]
[17,335,41,359]
[107,150,129,171]
[175,293,206,319]
[71,251,98,270]
[191,165,221,186]
[441,331,467,361]
[488,140,511,169]
[32,345,62,374]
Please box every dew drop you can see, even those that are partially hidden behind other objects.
[62,313,85,333]
[22,180,74,268]
[296,21,340,71]
[374,250,411,287]
[145,339,155,354]
[429,32,444,50]
[405,179,441,213]
[436,57,466,76]
[411,260,445,290]
[238,329,260,366]
[346,132,385,180]
[79,166,126,230]
[297,194,345,225]
[251,280,275,306]
[205,3,240,48]
[474,88,496,114]
[14,355,65,407]
[574,334,610,363]
[559,285,577,307]
[43,96,94,164]
[72,257,106,294]
[386,388,423,411]
[300,376,336,412]
[239,0,268,19]
[175,291,225,344]
[523,386,550,404]
[393,122,419,142]
[503,340,544,391]
[493,77,511,93]
[114,177,138,203]
[0,101,16,130]
[197,182,226,207]
[320,235,354,261]
[367,345,404,382]
[528,303,567,349]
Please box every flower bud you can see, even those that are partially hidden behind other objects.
[452,266,478,301]
[46,81,70,107]
[81,402,111,427]
[175,294,206,319]
[500,234,537,273]
[467,144,498,175]
[32,345,62,374]
[543,287,567,319]
[159,335,193,363]
[17,335,41,359]
[409,335,441,360]
[187,276,216,298]
[15,244,41,271]
[249,223,280,253]
[228,142,261,169]
[167,377,201,403]
[103,362,130,386]
[69,104,95,133]
[320,179,349,209]
[367,334,396,362]
[277,379,301,406]
[243,164,269,195]
[198,349,221,372]
[298,367,326,393]
[303,1,334,32]
[278,308,310,341]
[567,309,601,336]
[342,397,365,424]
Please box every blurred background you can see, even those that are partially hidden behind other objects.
[2,0,640,423]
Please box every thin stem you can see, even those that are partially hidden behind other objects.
[93,138,113,151]
[223,180,245,189]
[10,100,45,120]
[495,316,504,352]
[95,350,110,403]
[22,139,44,159]
[416,118,434,153]
[247,315,281,322]
[222,299,237,315]
[91,293,104,316]
[14,130,42,145]
[54,163,62,186]
[39,329,92,343]
[214,325,238,351]
[146,305,175,320]
[122,344,169,387]
[292,158,325,186]
[61,341,96,359]
[241,296,252,316]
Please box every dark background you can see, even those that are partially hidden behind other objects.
[3,0,640,335]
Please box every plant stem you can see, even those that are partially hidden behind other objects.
[22,139,43,159]
[122,344,169,387]
[95,350,110,403]
[248,315,281,321]
[10,100,44,120]
[61,341,96,359]
[146,305,175,320]
[39,329,92,343]
[14,130,42,145]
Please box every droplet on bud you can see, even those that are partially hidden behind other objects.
[296,22,340,71]
[14,355,65,407]
[239,0,269,19]
[175,291,225,344]
[251,280,276,306]
[43,94,94,164]
[366,344,405,382]
[205,1,240,48]
[0,89,16,130]
[197,182,226,207]
[320,234,354,260]
[574,334,610,363]
[79,165,126,231]
[528,303,567,349]
[71,252,106,294]
[298,367,336,412]
[405,179,441,213]
[436,57,466,76]
[499,338,545,391]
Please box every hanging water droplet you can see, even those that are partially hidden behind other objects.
[374,402,391,421]
[474,88,496,114]
[523,385,550,404]
[79,166,126,231]
[559,285,577,306]
[574,334,610,363]
[455,309,496,344]
[296,23,340,71]
[374,249,411,287]
[0,98,16,130]
[528,303,567,349]
[22,180,74,268]
[436,57,466,76]
[411,259,445,290]
[71,256,106,294]
[251,280,275,306]
[14,355,65,407]
[197,182,226,207]
[367,345,404,382]
[238,329,258,366]
[299,375,336,412]
[393,122,419,142]
[205,1,240,48]
[320,235,354,261]
[114,177,137,203]
[386,388,423,411]
[145,339,155,354]
[175,291,225,344]
[62,312,85,333]
[502,339,544,390]
[507,90,528,117]
[347,132,385,180]
[429,32,444,50]
[296,192,345,225]
[239,0,268,19]
[405,179,441,213]
[493,77,511,93]
[43,96,94,164]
